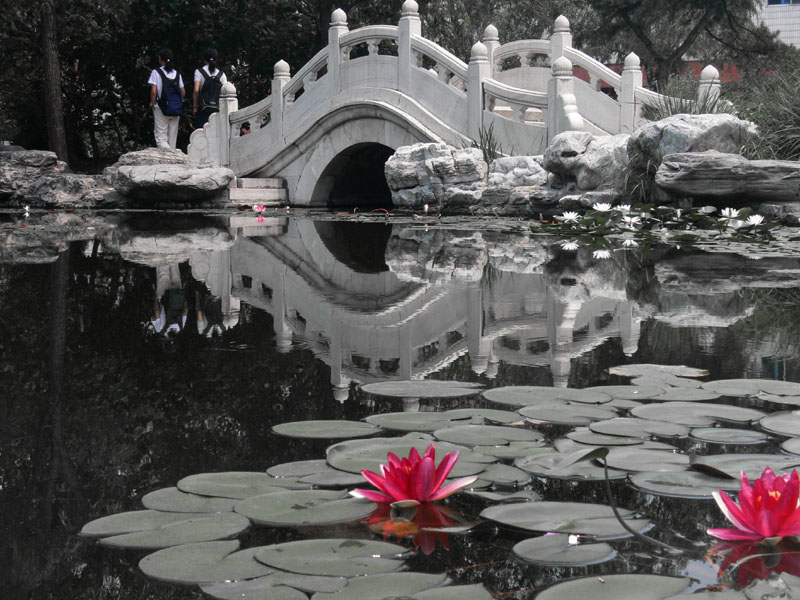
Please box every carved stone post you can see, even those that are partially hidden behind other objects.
[218,82,238,167]
[398,0,422,94]
[482,24,500,77]
[698,64,721,106]
[550,15,572,62]
[271,60,290,144]
[328,8,348,98]
[547,56,581,141]
[468,41,490,141]
[620,52,643,133]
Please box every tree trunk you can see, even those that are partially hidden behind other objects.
[40,1,69,163]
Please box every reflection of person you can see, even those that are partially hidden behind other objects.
[150,264,187,336]
[239,121,251,136]
[196,289,224,337]
[193,48,227,129]
[148,48,185,149]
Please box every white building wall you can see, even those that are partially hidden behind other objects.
[759,1,800,47]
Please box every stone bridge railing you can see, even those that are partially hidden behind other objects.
[188,0,721,174]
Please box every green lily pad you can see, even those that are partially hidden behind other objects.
[411,585,493,599]
[267,460,364,487]
[604,448,690,472]
[609,364,709,378]
[100,512,251,550]
[141,487,237,513]
[629,470,742,499]
[606,398,644,410]
[701,379,762,397]
[555,436,677,453]
[664,592,746,600]
[139,541,273,584]
[360,380,483,398]
[689,428,768,445]
[760,395,800,407]
[272,420,381,439]
[481,501,651,539]
[536,574,691,600]
[443,408,524,424]
[476,463,532,486]
[365,412,465,433]
[513,534,616,566]
[202,572,347,600]
[255,538,409,577]
[234,490,375,526]
[326,437,494,477]
[631,402,765,426]
[433,424,544,447]
[781,437,800,455]
[566,429,648,447]
[299,469,366,487]
[690,454,800,479]
[631,376,703,390]
[310,572,447,600]
[760,411,800,436]
[519,401,617,425]
[759,380,800,396]
[483,386,611,407]
[177,472,297,499]
[472,443,555,459]
[583,385,666,400]
[589,417,689,438]
[268,460,331,478]
[515,449,628,481]
[80,509,208,538]
[653,388,723,402]
[465,490,541,503]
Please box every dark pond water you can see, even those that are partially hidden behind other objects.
[3,211,800,599]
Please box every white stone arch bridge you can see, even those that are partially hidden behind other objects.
[188,0,721,207]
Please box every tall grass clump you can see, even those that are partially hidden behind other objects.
[641,73,736,121]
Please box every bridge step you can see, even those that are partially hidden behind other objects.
[228,187,286,203]
[236,178,284,189]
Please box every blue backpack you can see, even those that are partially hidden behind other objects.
[157,68,184,116]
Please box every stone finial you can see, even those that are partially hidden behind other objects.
[401,0,419,16]
[623,52,640,70]
[700,64,721,84]
[483,24,499,43]
[274,59,290,78]
[551,55,572,76]
[330,7,347,26]
[470,41,488,62]
[553,15,570,33]
[220,81,237,97]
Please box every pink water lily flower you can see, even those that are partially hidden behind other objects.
[708,467,800,542]
[351,443,477,506]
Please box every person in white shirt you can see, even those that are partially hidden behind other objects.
[193,48,228,129]
[147,48,185,149]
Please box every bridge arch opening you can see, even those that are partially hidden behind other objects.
[310,142,394,209]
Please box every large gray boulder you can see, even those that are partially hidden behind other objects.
[0,150,65,199]
[628,113,757,172]
[488,156,547,188]
[543,132,629,191]
[107,148,235,202]
[655,152,800,201]
[384,143,487,209]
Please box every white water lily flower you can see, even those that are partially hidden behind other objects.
[560,240,580,251]
[557,211,580,223]
[720,207,740,220]
[593,249,611,259]
[746,214,765,226]
[622,215,641,228]
[617,204,631,213]
[622,238,639,248]
[593,203,613,212]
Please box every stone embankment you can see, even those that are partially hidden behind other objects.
[0,147,234,208]
[385,113,800,223]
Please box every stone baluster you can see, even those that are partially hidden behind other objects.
[272,59,290,144]
[437,65,450,83]
[328,8,348,98]
[698,64,721,106]
[398,0,422,94]
[620,52,642,133]
[468,41,490,141]
[482,24,499,77]
[303,69,317,92]
[367,39,379,56]
[550,15,571,62]
[547,56,582,141]
[218,81,238,167]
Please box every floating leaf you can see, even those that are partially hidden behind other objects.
[475,463,532,486]
[653,388,723,402]
[411,585,493,599]
[255,538,409,577]
[310,572,447,599]
[360,381,483,398]
[472,443,555,459]
[483,386,611,407]
[80,509,208,538]
[583,385,666,400]
[515,449,628,481]
[442,408,524,424]
[202,571,347,600]
[465,490,541,503]
[536,574,691,600]
[100,512,250,550]
[519,401,617,425]
[690,454,800,479]
[481,501,651,539]
[631,402,764,426]
[589,417,689,439]
[268,460,330,478]
[609,364,709,378]
[629,470,742,499]
[234,490,375,526]
[139,541,273,584]
[513,534,616,566]
[141,487,237,513]
[433,424,544,447]
[701,379,762,397]
[604,448,689,472]
[759,411,800,436]
[365,412,465,433]
[272,420,380,439]
[177,472,296,499]
[632,376,702,390]
[758,380,800,396]
[782,437,800,456]
[555,437,677,454]
[689,428,768,445]
[267,460,364,487]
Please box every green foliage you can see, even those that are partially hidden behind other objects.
[472,122,502,163]
[641,74,736,121]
